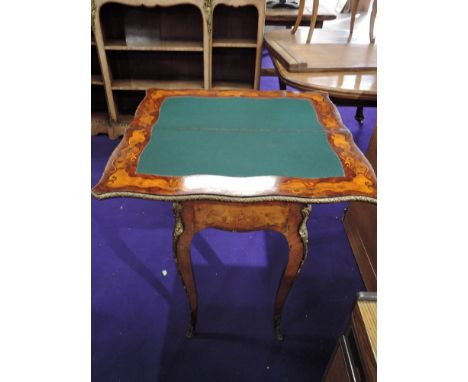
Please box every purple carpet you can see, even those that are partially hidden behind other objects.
[92,50,377,381]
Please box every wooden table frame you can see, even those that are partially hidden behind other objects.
[265,2,336,28]
[264,0,377,124]
[273,56,377,124]
[173,200,311,340]
[92,89,377,340]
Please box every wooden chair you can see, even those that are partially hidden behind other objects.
[264,0,377,123]
[292,0,377,42]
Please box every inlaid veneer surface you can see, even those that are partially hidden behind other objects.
[92,89,377,204]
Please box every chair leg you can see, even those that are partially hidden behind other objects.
[355,106,364,125]
[279,78,286,90]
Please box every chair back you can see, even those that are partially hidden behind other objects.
[291,0,377,44]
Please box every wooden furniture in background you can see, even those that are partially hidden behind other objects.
[91,31,110,135]
[92,89,377,339]
[290,0,376,41]
[265,0,336,28]
[211,0,264,90]
[265,0,377,73]
[261,1,337,77]
[267,35,376,73]
[265,0,376,122]
[343,125,376,291]
[341,0,372,14]
[270,56,376,102]
[91,0,265,138]
[322,292,376,382]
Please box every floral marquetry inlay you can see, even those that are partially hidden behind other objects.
[92,89,377,204]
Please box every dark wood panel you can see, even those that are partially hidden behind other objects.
[212,5,258,41]
[100,3,203,44]
[113,90,146,116]
[344,202,376,291]
[92,85,108,113]
[323,344,351,382]
[343,126,377,291]
[212,48,256,85]
[107,50,204,82]
[91,45,101,76]
[322,294,377,382]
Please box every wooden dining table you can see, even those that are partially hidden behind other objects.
[265,0,337,27]
[264,12,377,122]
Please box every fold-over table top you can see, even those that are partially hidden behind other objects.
[92,89,377,204]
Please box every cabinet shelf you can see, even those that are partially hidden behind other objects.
[112,79,204,90]
[104,39,203,52]
[91,74,104,85]
[107,49,204,93]
[91,0,264,138]
[100,3,203,47]
[212,47,256,88]
[212,38,257,48]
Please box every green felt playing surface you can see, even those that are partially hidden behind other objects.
[136,96,344,178]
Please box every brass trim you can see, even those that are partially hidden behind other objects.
[92,90,377,201]
[172,202,184,242]
[91,0,96,34]
[171,202,196,338]
[203,0,213,37]
[298,204,312,269]
[275,203,312,341]
[274,316,283,341]
[92,190,377,205]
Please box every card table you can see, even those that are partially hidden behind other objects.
[92,89,377,340]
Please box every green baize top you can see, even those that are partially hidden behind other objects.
[137,96,344,179]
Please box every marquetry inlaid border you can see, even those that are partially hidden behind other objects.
[92,89,377,204]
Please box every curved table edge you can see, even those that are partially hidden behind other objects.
[91,190,377,205]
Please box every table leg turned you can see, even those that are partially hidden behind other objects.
[273,204,311,340]
[355,106,365,125]
[279,78,287,90]
[172,202,198,338]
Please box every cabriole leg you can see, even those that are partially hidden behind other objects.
[172,202,198,338]
[273,204,312,341]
